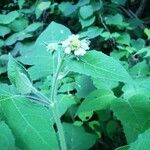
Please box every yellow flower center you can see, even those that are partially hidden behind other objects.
[70,38,80,50]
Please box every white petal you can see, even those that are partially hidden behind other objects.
[74,50,81,56]
[79,49,86,56]
[46,43,58,51]
[64,47,71,54]
[62,39,70,47]
[80,39,90,50]
[74,48,86,56]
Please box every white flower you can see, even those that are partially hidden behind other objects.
[64,47,71,54]
[80,39,90,50]
[74,48,86,56]
[46,43,58,51]
[62,39,70,47]
[62,34,90,56]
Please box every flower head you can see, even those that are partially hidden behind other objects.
[62,34,90,56]
[46,42,58,52]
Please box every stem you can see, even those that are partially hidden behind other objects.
[50,54,65,103]
[50,53,67,150]
[52,107,67,150]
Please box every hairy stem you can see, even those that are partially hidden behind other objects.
[52,107,67,150]
[50,53,67,150]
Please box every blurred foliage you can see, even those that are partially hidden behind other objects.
[0,0,150,150]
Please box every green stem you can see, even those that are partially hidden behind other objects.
[50,54,67,150]
[50,54,65,103]
[52,107,67,150]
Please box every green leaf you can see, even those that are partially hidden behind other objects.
[5,32,32,46]
[0,121,16,150]
[79,26,103,39]
[0,84,59,150]
[0,39,4,47]
[0,11,19,24]
[18,0,25,9]
[15,72,33,94]
[111,95,150,143]
[92,77,118,90]
[63,123,97,150]
[59,2,78,16]
[79,5,93,19]
[57,94,76,118]
[116,145,130,150]
[68,50,132,83]
[75,75,95,98]
[24,22,43,33]
[112,0,127,5]
[0,26,11,37]
[144,28,150,39]
[8,18,28,32]
[129,128,150,150]
[116,33,131,45]
[78,111,93,121]
[79,16,95,28]
[129,60,149,78]
[20,21,71,80]
[131,39,145,51]
[35,2,51,19]
[105,14,123,26]
[8,55,33,94]
[77,89,115,114]
[8,54,29,86]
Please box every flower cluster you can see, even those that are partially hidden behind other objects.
[62,34,90,56]
[46,34,90,56]
[46,42,58,52]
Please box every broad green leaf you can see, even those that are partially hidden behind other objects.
[24,22,43,33]
[68,50,132,83]
[79,26,103,39]
[57,94,76,118]
[129,60,149,78]
[0,84,59,150]
[77,89,115,114]
[20,21,71,80]
[0,121,16,150]
[129,128,150,150]
[8,18,28,32]
[75,75,95,98]
[0,11,19,24]
[79,5,93,19]
[8,54,30,86]
[111,95,150,143]
[63,123,97,150]
[0,26,11,37]
[123,77,150,99]
[92,77,118,90]
[8,55,33,94]
[15,72,33,94]
[5,32,32,46]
